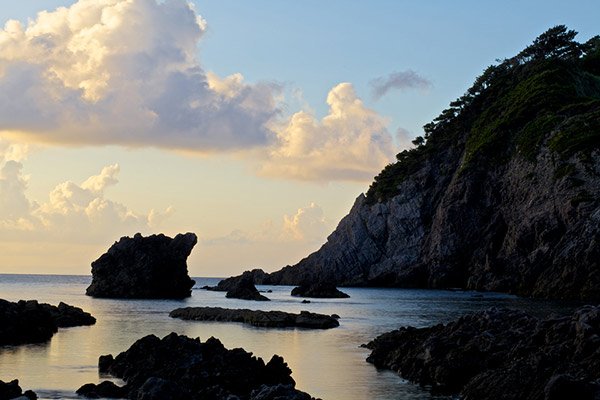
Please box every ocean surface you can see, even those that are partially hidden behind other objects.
[0,274,585,400]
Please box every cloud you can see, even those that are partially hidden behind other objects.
[258,83,396,183]
[0,160,172,243]
[370,70,432,100]
[0,0,278,151]
[201,202,331,246]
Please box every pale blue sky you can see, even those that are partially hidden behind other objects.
[0,1,598,276]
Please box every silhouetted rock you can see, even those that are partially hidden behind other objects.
[86,232,197,299]
[0,299,95,346]
[205,269,271,291]
[226,277,270,301]
[78,332,318,400]
[250,384,313,400]
[170,307,340,329]
[76,381,128,399]
[291,282,349,298]
[365,305,600,399]
[0,379,37,400]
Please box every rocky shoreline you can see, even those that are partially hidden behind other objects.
[0,379,36,400]
[77,332,318,400]
[170,306,340,329]
[0,299,95,346]
[365,305,600,399]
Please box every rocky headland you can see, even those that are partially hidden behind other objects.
[77,332,318,400]
[365,305,600,400]
[170,306,340,329]
[0,299,95,346]
[86,232,197,299]
[223,27,600,301]
[291,282,350,298]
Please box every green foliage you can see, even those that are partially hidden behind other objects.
[366,26,600,204]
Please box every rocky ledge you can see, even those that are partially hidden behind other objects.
[170,307,340,329]
[0,379,37,400]
[77,332,318,400]
[365,305,600,400]
[291,282,349,298]
[0,299,95,346]
[86,232,197,299]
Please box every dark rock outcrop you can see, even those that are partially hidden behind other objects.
[170,306,340,329]
[225,277,270,301]
[0,379,36,400]
[204,269,271,291]
[365,305,600,399]
[0,299,95,346]
[291,282,349,298]
[77,332,317,400]
[86,232,197,299]
[225,29,600,301]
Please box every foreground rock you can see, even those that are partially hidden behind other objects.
[0,299,95,346]
[291,282,349,298]
[226,277,270,301]
[170,307,340,329]
[86,232,197,299]
[0,380,36,400]
[365,305,600,399]
[77,332,318,400]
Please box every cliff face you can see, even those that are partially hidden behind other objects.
[264,28,600,300]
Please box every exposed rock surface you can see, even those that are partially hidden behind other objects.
[291,282,349,298]
[365,305,600,399]
[170,306,340,329]
[86,232,197,299]
[204,269,271,291]
[0,380,36,400]
[225,31,600,301]
[225,277,270,301]
[0,299,95,346]
[77,332,318,400]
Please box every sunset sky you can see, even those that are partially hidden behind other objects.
[0,0,598,277]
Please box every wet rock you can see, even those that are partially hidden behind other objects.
[76,381,128,399]
[291,282,349,298]
[0,299,95,346]
[170,307,339,329]
[77,332,318,400]
[226,277,270,301]
[365,305,600,399]
[0,379,36,400]
[86,232,197,299]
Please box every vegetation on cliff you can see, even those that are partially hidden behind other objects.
[367,26,600,204]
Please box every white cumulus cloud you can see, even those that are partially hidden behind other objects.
[259,83,396,182]
[0,0,278,151]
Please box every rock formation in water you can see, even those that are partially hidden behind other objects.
[226,27,600,301]
[365,305,600,400]
[0,299,95,346]
[225,276,270,301]
[86,232,197,299]
[291,282,350,298]
[77,332,318,400]
[170,306,340,329]
[0,379,37,400]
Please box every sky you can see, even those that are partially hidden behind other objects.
[0,0,598,277]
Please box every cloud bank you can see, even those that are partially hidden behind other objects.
[0,160,171,243]
[370,70,432,100]
[0,0,401,183]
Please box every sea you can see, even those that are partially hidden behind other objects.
[0,274,586,400]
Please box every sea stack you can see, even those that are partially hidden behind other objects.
[86,232,197,299]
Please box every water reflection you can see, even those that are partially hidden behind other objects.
[0,275,585,400]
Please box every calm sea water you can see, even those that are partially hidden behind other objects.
[0,274,585,400]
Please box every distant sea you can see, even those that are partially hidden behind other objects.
[0,274,585,400]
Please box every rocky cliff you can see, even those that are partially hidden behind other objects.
[257,27,600,300]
